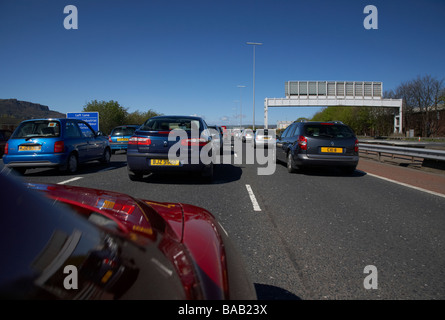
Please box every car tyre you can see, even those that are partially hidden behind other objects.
[287,153,297,173]
[340,166,356,175]
[101,148,111,164]
[128,168,143,181]
[201,163,214,183]
[66,153,78,174]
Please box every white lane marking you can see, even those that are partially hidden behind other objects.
[366,172,445,199]
[246,184,262,211]
[57,177,83,185]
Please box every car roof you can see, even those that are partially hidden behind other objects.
[112,124,139,128]
[148,115,204,121]
[19,118,83,123]
[298,121,345,125]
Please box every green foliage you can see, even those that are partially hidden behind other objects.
[83,100,162,134]
[125,109,163,126]
[83,100,127,134]
[311,106,394,136]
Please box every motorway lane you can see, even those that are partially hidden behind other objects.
[249,158,445,299]
[2,146,445,300]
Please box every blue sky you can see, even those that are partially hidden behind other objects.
[1,0,444,127]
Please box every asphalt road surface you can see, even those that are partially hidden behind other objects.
[2,145,444,300]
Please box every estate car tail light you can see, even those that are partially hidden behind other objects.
[354,139,359,152]
[298,135,308,150]
[4,142,8,155]
[108,135,112,143]
[54,141,64,153]
[129,136,151,145]
[181,138,209,147]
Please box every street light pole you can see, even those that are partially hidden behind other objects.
[237,85,246,128]
[246,42,262,131]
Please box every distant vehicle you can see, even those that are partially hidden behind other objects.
[126,115,214,182]
[231,129,241,143]
[254,129,275,148]
[0,171,257,299]
[208,125,224,151]
[0,129,12,157]
[276,121,359,174]
[242,129,254,143]
[3,118,111,174]
[108,125,139,154]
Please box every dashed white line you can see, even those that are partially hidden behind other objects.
[57,177,83,185]
[245,184,261,211]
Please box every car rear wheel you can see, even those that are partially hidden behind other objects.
[101,148,111,164]
[66,153,78,174]
[201,163,214,183]
[340,166,356,175]
[287,153,297,173]
[128,168,143,181]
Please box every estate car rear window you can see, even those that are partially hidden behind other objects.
[304,125,355,138]
[140,118,202,132]
[12,120,61,139]
[112,127,137,136]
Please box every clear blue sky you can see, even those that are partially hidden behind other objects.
[1,0,444,127]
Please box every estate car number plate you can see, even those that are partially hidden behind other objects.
[117,138,128,142]
[150,159,180,166]
[19,146,41,151]
[321,147,343,153]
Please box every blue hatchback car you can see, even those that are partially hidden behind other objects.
[108,125,139,154]
[3,118,111,174]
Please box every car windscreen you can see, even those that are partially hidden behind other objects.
[304,124,355,138]
[111,127,137,136]
[140,118,203,132]
[12,120,61,139]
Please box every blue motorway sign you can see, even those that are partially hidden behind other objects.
[66,112,99,132]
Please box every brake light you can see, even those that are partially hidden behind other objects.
[4,142,8,155]
[354,139,359,152]
[129,137,151,145]
[54,141,64,153]
[108,136,112,143]
[321,123,334,125]
[181,138,208,146]
[298,135,307,150]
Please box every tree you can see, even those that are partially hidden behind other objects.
[83,100,128,134]
[125,109,162,125]
[392,75,444,136]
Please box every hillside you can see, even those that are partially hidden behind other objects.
[0,99,65,126]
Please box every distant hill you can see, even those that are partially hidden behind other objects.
[0,99,65,126]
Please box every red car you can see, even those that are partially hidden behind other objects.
[0,171,256,300]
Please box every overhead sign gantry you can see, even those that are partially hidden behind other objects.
[264,81,403,133]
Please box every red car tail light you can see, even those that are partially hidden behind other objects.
[95,198,136,215]
[298,135,308,150]
[54,141,64,153]
[181,138,208,147]
[354,139,359,152]
[129,137,151,145]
